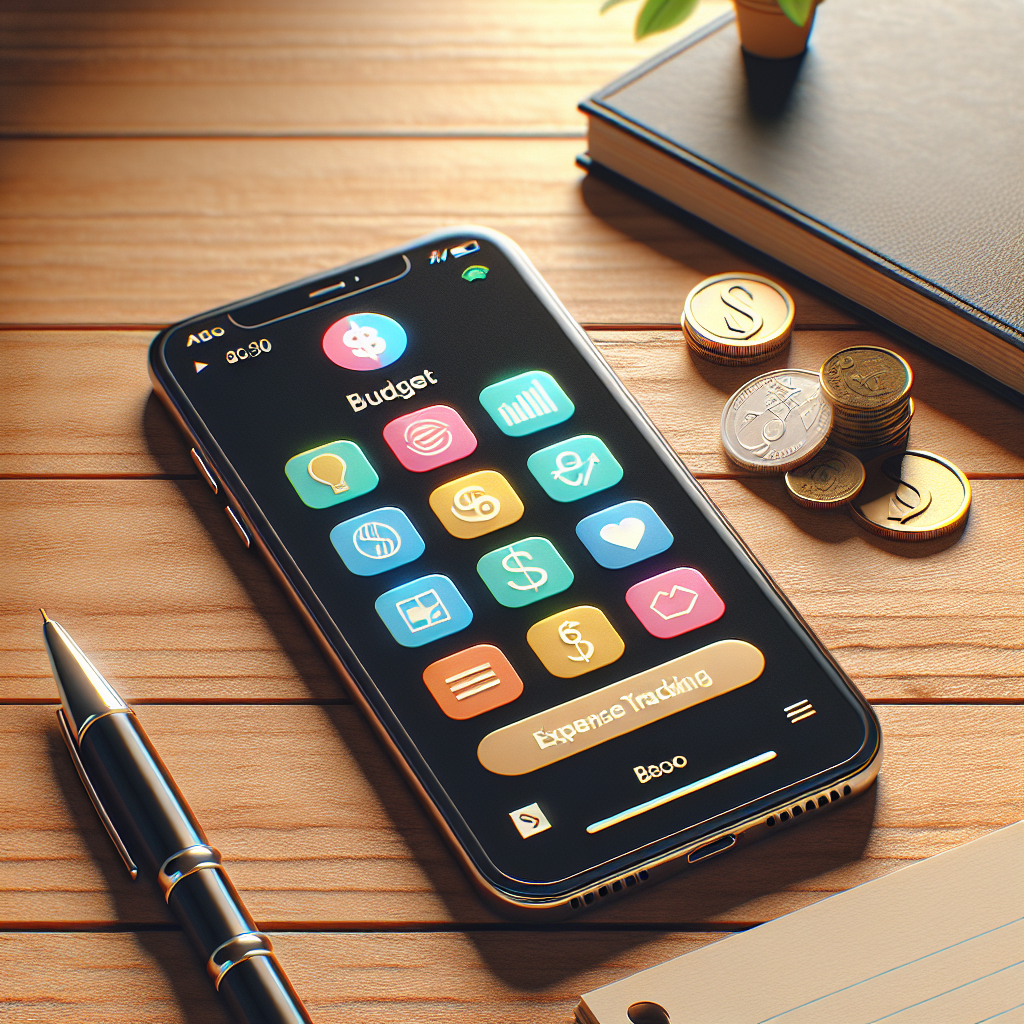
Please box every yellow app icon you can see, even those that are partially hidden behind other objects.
[429,470,525,540]
[526,605,625,679]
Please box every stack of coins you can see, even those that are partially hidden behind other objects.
[683,273,794,365]
[819,347,914,450]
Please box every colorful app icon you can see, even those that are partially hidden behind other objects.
[375,574,473,648]
[526,605,624,678]
[329,506,424,577]
[526,435,623,503]
[479,371,574,437]
[382,404,477,472]
[576,500,674,569]
[625,567,725,639]
[477,537,574,609]
[322,312,407,371]
[429,470,524,540]
[284,440,379,509]
[422,644,524,720]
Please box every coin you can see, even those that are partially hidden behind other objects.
[684,324,782,366]
[820,347,912,412]
[684,274,794,363]
[720,369,833,473]
[850,450,971,541]
[785,447,866,509]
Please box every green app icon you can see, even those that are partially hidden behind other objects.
[477,536,574,608]
[479,370,574,437]
[527,434,623,503]
[285,440,379,509]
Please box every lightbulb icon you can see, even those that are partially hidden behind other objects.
[307,453,349,494]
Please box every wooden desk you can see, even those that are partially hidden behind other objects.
[1,1,1021,1019]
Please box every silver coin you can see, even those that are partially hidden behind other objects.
[720,369,833,473]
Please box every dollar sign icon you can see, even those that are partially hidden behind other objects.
[502,547,548,592]
[719,283,764,339]
[343,322,387,361]
[558,620,594,663]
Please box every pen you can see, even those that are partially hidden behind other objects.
[41,610,313,1024]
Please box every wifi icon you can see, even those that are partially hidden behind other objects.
[461,265,489,282]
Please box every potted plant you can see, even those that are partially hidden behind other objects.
[602,0,819,59]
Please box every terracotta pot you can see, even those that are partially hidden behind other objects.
[733,0,818,59]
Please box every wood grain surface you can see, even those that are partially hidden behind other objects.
[1,0,1021,1020]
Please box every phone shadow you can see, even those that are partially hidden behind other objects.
[141,392,879,994]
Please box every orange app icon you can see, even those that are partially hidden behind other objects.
[422,645,524,720]
[429,470,525,540]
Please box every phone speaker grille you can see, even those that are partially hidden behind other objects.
[571,869,650,910]
[765,784,852,827]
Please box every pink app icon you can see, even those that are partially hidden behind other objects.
[625,567,725,639]
[382,405,478,472]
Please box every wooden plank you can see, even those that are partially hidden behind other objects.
[1,703,1021,927]
[0,930,721,1023]
[0,138,856,326]
[2,479,1020,702]
[2,329,1021,478]
[0,0,730,136]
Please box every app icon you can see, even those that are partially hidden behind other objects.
[429,470,524,540]
[330,506,425,577]
[526,435,623,503]
[422,644,524,720]
[322,312,407,371]
[576,500,674,569]
[461,265,489,282]
[382,404,477,472]
[375,574,473,648]
[479,371,574,437]
[625,567,725,639]
[285,440,379,509]
[526,605,624,678]
[477,537,574,609]
[509,802,552,839]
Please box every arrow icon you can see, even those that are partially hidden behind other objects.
[194,361,208,373]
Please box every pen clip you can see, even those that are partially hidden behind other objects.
[57,708,139,881]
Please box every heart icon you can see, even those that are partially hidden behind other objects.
[599,517,646,550]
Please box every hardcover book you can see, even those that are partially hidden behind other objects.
[579,0,1024,399]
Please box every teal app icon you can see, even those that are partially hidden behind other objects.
[527,435,623,503]
[479,370,574,437]
[285,440,379,509]
[477,536,574,608]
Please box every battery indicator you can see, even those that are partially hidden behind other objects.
[450,240,480,259]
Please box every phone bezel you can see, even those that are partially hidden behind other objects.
[149,226,882,917]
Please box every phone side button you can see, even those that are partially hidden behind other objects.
[224,506,251,549]
[190,448,219,494]
[687,834,736,864]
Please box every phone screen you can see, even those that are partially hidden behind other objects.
[155,231,876,903]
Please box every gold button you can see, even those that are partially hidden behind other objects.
[428,470,524,539]
[525,605,624,679]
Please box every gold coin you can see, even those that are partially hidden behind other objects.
[850,450,971,541]
[683,273,794,361]
[720,369,832,473]
[785,447,866,509]
[820,347,912,412]
[684,324,787,366]
[831,399,915,448]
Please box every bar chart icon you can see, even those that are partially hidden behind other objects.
[479,370,574,437]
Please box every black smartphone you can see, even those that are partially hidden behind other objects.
[149,227,881,917]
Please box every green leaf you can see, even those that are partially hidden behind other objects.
[776,0,814,27]
[635,0,700,39]
[600,0,634,13]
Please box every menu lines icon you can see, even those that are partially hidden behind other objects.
[445,661,501,701]
[497,378,559,427]
[785,698,816,723]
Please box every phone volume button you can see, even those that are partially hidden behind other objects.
[190,447,219,494]
[224,506,251,549]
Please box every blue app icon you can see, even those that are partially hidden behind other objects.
[575,500,674,569]
[375,574,473,648]
[330,506,425,577]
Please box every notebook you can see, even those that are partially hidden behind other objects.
[576,821,1024,1024]
[579,0,1024,402]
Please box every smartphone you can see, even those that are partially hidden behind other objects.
[149,227,881,918]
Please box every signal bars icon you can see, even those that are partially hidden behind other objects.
[785,699,816,724]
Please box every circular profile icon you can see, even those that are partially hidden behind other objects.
[322,312,407,371]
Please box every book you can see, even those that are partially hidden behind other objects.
[576,821,1024,1023]
[579,0,1024,401]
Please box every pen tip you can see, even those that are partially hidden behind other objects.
[40,608,51,623]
